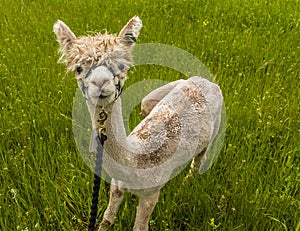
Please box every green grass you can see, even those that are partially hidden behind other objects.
[0,0,299,230]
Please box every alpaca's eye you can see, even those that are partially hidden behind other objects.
[76,67,83,74]
[118,64,125,71]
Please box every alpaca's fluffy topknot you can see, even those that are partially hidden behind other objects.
[60,32,133,72]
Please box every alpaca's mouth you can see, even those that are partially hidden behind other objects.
[98,91,114,99]
[99,95,108,99]
[99,94,107,99]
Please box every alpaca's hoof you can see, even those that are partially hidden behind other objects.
[98,219,111,231]
[133,225,149,231]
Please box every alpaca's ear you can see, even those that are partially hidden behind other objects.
[119,16,142,45]
[53,20,76,55]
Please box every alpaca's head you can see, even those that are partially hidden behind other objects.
[53,16,142,107]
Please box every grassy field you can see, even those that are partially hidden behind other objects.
[0,0,299,230]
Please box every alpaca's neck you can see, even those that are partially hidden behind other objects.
[88,98,138,168]
[105,99,130,157]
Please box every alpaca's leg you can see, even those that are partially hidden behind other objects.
[98,184,125,231]
[133,191,160,231]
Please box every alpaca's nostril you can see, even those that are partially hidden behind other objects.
[91,79,110,88]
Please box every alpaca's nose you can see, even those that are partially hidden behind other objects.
[90,77,110,88]
[89,66,113,88]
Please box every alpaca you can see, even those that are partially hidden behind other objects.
[53,16,223,231]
